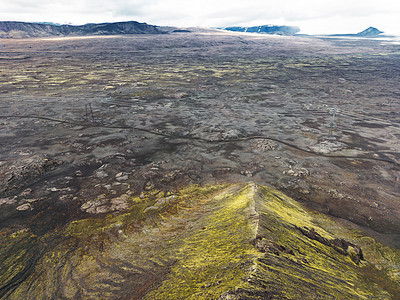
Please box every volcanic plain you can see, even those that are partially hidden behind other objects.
[1,30,400,298]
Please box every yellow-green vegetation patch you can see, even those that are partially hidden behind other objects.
[0,228,37,286]
[145,183,261,299]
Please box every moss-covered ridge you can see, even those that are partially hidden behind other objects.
[1,183,399,299]
[241,185,400,299]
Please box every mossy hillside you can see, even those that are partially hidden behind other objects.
[304,205,400,284]
[0,229,38,289]
[145,183,262,299]
[1,183,400,299]
[147,183,400,299]
[1,184,231,299]
[239,186,400,299]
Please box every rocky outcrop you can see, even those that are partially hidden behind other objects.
[0,155,62,196]
[223,25,300,35]
[0,21,164,38]
[297,226,364,263]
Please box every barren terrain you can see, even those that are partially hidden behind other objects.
[1,30,400,298]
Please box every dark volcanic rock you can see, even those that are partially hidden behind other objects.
[356,27,383,37]
[0,21,164,38]
[297,226,364,264]
[0,155,62,196]
[224,25,300,35]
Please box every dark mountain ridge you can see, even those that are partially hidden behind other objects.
[0,21,164,38]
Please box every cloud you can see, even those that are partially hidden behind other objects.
[0,0,399,34]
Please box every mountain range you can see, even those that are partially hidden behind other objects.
[0,21,164,38]
[0,21,386,39]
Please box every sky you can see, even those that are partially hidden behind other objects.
[0,0,399,35]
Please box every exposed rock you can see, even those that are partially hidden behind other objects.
[115,172,129,181]
[110,197,130,212]
[0,197,17,206]
[94,170,108,178]
[254,237,294,256]
[250,139,277,152]
[309,140,346,154]
[144,195,178,212]
[81,198,109,214]
[297,226,364,264]
[80,193,131,214]
[0,154,62,196]
[241,170,254,177]
[47,187,72,192]
[20,188,32,197]
[220,129,242,140]
[16,203,32,211]
[241,162,265,178]
[284,167,310,177]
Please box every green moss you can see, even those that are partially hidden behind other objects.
[145,184,261,299]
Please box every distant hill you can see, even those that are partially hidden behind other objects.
[0,21,165,38]
[223,25,300,36]
[329,27,384,38]
[356,27,383,37]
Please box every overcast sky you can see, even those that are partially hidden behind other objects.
[1,0,399,35]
